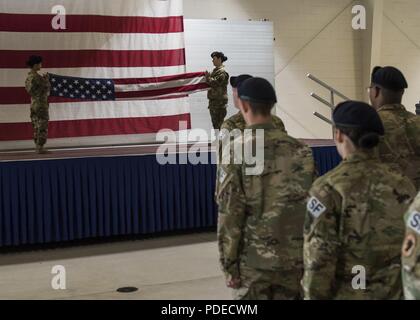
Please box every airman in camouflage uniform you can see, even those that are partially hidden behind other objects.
[25,55,50,154]
[205,52,229,130]
[369,66,420,190]
[401,193,420,300]
[216,75,287,194]
[217,77,316,300]
[303,101,416,300]
[221,75,286,133]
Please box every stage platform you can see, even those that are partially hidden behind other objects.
[0,139,340,248]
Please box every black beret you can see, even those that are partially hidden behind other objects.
[238,77,277,104]
[371,66,408,90]
[230,74,253,88]
[333,101,384,135]
[26,55,43,67]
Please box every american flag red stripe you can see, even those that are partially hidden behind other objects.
[0,49,186,68]
[0,0,200,148]
[0,13,184,33]
[0,114,191,141]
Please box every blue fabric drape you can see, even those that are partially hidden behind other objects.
[0,147,340,247]
[311,145,342,176]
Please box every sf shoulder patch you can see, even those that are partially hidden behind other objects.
[307,196,327,218]
[407,211,420,235]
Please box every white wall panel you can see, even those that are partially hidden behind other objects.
[184,19,275,137]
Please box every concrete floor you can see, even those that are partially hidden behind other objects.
[0,232,232,300]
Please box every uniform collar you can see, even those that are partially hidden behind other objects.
[377,104,406,112]
[245,122,275,130]
[342,150,377,164]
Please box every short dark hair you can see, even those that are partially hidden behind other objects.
[26,55,43,68]
[211,51,228,63]
[335,125,380,149]
[247,101,274,117]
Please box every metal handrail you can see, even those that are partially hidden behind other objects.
[310,92,334,109]
[307,74,350,101]
[313,112,332,125]
[307,73,350,130]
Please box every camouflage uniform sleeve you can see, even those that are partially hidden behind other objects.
[406,116,420,155]
[25,73,50,97]
[206,70,228,88]
[303,180,341,299]
[402,191,420,300]
[25,74,37,96]
[216,148,246,280]
[220,119,233,131]
[217,122,233,165]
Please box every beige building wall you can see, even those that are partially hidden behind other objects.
[380,0,420,114]
[184,0,365,139]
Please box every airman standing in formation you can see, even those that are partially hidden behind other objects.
[221,74,286,133]
[216,74,287,179]
[216,77,316,300]
[369,66,420,190]
[215,64,420,300]
[205,51,229,130]
[25,55,50,154]
[302,101,416,299]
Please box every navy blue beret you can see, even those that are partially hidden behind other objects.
[333,100,384,135]
[230,74,253,88]
[371,66,408,90]
[238,77,277,104]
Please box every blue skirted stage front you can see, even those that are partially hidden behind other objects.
[0,144,341,248]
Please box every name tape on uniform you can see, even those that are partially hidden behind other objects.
[407,211,420,235]
[307,196,327,218]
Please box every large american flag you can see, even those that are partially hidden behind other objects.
[0,0,206,147]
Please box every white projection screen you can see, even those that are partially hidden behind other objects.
[184,19,275,139]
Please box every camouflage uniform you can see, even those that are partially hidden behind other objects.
[402,193,420,300]
[206,66,229,130]
[25,70,50,148]
[217,112,287,187]
[216,122,316,300]
[303,151,416,300]
[216,111,287,164]
[221,111,286,133]
[377,104,420,190]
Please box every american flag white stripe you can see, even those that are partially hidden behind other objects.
[0,32,186,51]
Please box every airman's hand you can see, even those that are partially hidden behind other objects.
[226,277,241,289]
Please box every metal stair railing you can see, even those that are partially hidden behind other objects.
[307,73,350,126]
